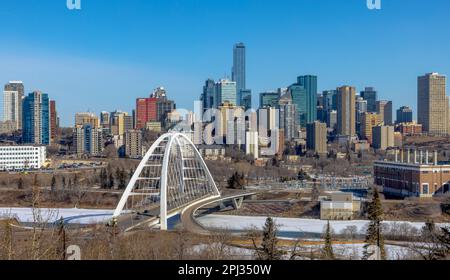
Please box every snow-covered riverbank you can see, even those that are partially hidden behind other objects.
[0,207,114,224]
[197,214,450,235]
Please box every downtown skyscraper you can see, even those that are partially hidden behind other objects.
[360,87,378,113]
[396,106,413,124]
[376,100,393,126]
[22,91,50,145]
[232,43,246,95]
[232,43,251,108]
[418,72,449,135]
[337,86,356,137]
[288,75,318,127]
[215,79,237,107]
[201,79,216,112]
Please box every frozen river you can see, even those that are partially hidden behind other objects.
[196,214,450,237]
[0,207,115,225]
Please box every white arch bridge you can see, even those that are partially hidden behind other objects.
[112,132,223,231]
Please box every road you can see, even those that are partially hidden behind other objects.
[180,192,257,235]
[120,192,257,234]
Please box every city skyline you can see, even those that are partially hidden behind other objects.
[0,0,450,126]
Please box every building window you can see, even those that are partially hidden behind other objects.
[444,184,450,194]
[422,184,429,195]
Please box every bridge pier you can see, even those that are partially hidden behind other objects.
[231,197,244,210]
[219,197,244,210]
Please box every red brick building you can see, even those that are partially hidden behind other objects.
[395,122,423,136]
[374,150,450,197]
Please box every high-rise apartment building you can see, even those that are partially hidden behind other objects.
[74,124,103,156]
[306,121,328,155]
[279,93,297,141]
[418,73,449,135]
[22,91,50,145]
[2,90,19,130]
[396,106,413,124]
[337,86,356,137]
[360,87,377,113]
[124,115,134,131]
[376,100,393,125]
[125,130,143,159]
[4,81,24,130]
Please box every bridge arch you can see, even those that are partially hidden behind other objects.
[112,132,220,230]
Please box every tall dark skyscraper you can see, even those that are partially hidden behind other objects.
[201,79,216,112]
[288,84,307,127]
[232,43,246,92]
[360,87,377,113]
[232,43,246,106]
[297,75,318,125]
[259,92,280,108]
[396,106,413,124]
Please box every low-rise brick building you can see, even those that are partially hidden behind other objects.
[374,149,450,198]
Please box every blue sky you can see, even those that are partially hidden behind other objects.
[0,0,449,126]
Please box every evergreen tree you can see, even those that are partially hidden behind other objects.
[118,169,126,189]
[227,172,245,189]
[420,220,450,260]
[57,217,66,260]
[100,168,108,188]
[33,174,39,186]
[129,168,134,180]
[362,187,386,260]
[437,227,450,258]
[108,173,115,189]
[255,217,283,260]
[51,176,56,193]
[17,178,24,190]
[297,169,310,181]
[322,221,335,260]
[73,173,79,186]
